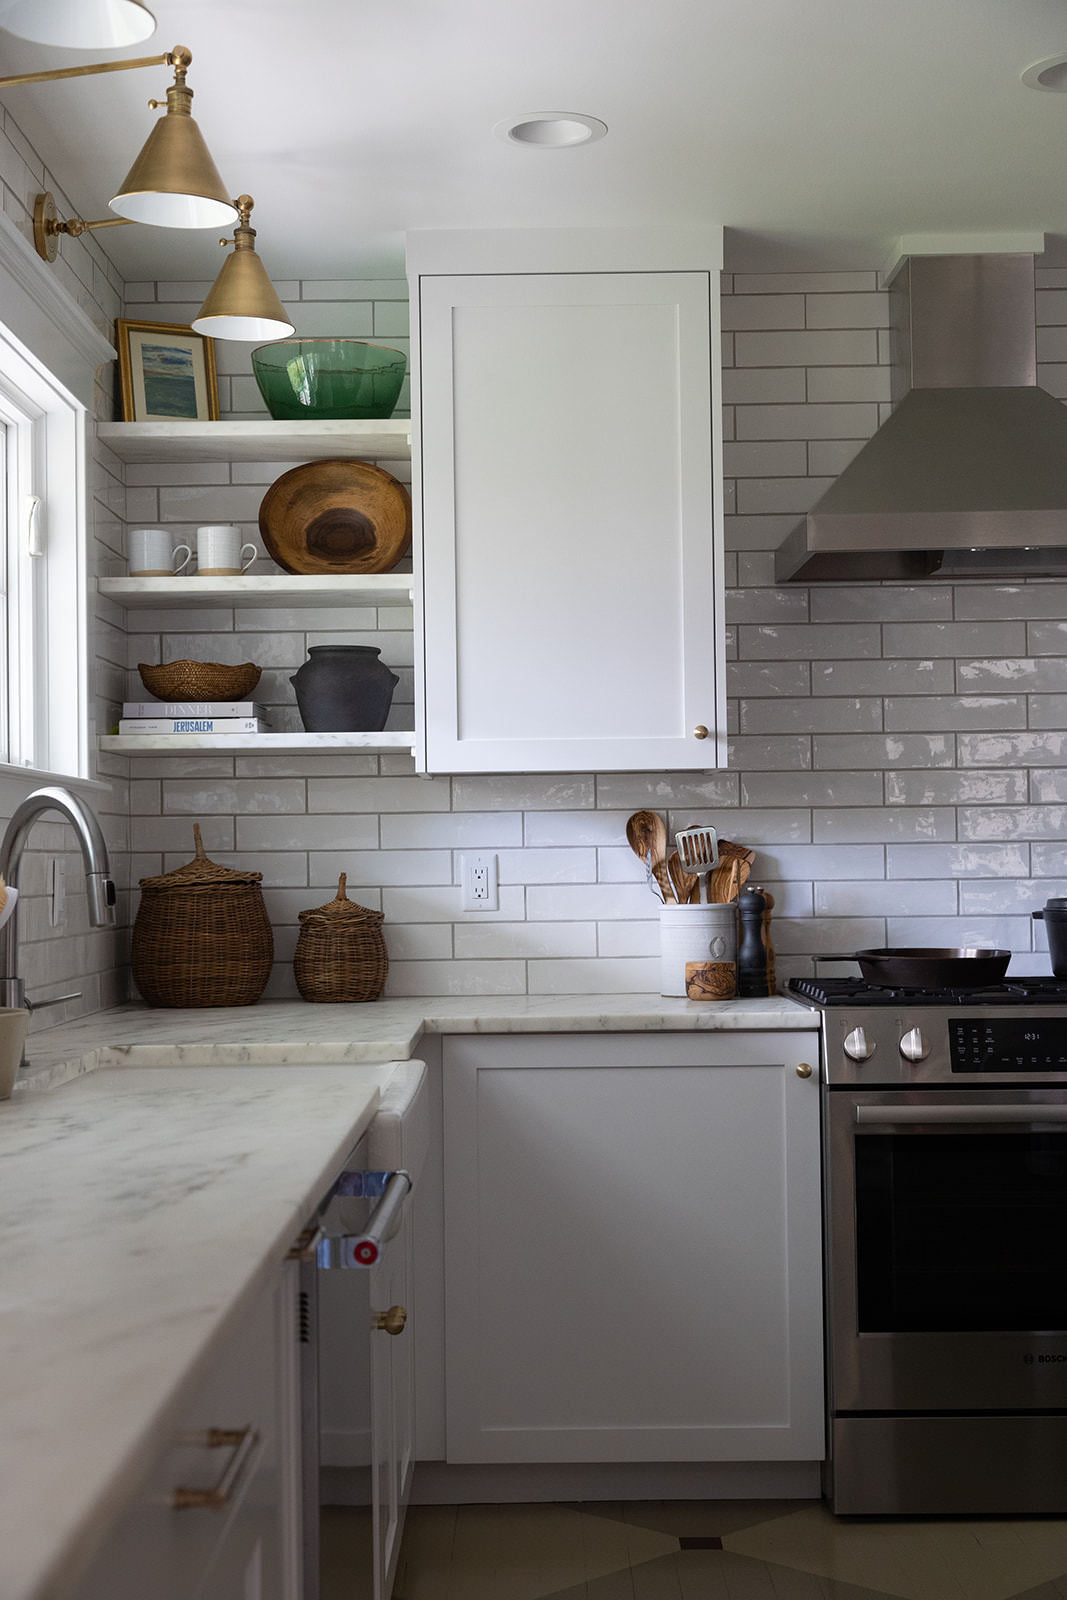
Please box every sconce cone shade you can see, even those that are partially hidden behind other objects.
[192,201,295,341]
[0,0,155,46]
[110,59,237,228]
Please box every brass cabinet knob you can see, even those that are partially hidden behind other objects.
[796,1062,813,1079]
[374,1305,407,1336]
[693,724,709,740]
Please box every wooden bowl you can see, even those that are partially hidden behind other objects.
[258,458,412,575]
[138,660,262,702]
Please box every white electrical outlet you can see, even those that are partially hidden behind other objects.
[460,852,499,911]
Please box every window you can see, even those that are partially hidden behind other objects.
[0,311,89,779]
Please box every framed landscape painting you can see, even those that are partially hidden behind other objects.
[116,319,219,422]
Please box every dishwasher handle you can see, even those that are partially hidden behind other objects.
[317,1168,412,1270]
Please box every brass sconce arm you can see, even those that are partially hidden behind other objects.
[32,192,134,261]
[0,45,183,91]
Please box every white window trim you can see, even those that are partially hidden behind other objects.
[0,205,114,782]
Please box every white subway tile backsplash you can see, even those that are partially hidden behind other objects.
[739,697,882,734]
[816,879,958,916]
[885,769,1029,805]
[813,807,957,841]
[741,771,883,806]
[455,922,597,959]
[380,812,523,849]
[884,622,1028,657]
[959,731,1067,767]
[74,268,1067,1003]
[721,294,805,330]
[959,807,1067,840]
[885,843,1031,879]
[527,957,661,994]
[308,776,450,812]
[884,696,1028,731]
[735,329,879,367]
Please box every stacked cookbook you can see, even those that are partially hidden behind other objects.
[117,700,270,735]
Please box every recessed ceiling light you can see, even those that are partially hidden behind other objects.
[495,113,608,148]
[1022,54,1067,91]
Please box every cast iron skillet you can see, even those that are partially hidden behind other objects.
[816,947,1012,988]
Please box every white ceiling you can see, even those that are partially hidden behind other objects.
[4,0,1067,285]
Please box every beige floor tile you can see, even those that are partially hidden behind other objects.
[723,1507,1067,1600]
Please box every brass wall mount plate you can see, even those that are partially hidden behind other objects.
[258,458,412,574]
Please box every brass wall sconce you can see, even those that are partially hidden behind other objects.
[0,0,156,48]
[193,196,295,342]
[0,44,236,229]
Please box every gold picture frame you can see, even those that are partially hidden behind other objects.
[115,318,220,422]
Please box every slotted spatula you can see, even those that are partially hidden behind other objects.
[675,825,719,878]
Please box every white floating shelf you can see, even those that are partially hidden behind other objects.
[97,419,412,464]
[100,731,417,755]
[99,574,414,610]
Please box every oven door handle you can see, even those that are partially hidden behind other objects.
[855,1105,1067,1125]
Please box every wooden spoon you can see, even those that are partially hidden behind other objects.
[667,850,699,906]
[625,809,674,901]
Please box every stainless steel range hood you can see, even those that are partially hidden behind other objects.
[775,253,1067,582]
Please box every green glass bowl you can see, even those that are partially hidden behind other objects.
[250,338,407,421]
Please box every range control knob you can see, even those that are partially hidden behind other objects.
[900,1027,930,1063]
[843,1026,875,1062]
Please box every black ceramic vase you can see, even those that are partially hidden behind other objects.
[290,645,399,732]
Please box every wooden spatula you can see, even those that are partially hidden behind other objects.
[708,841,755,903]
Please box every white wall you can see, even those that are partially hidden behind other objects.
[0,102,130,1027]
[109,269,1067,998]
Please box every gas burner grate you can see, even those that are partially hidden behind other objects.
[789,975,1067,1007]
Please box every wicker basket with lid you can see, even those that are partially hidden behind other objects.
[294,874,387,1003]
[132,824,274,1007]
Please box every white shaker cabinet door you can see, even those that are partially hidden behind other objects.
[413,252,725,772]
[442,1032,824,1464]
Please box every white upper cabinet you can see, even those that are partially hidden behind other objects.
[409,228,725,773]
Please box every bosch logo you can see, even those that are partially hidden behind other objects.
[1024,1353,1067,1364]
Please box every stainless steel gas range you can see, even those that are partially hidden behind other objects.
[790,974,1067,1516]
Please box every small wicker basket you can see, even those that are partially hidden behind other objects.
[132,825,274,1008]
[294,874,387,1003]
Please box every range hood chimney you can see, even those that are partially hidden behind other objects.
[775,253,1067,581]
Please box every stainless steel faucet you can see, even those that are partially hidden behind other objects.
[0,786,117,1017]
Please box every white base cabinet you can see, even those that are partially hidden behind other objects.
[74,1264,302,1600]
[441,1031,824,1465]
[409,228,726,774]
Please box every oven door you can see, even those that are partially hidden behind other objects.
[827,1087,1067,1412]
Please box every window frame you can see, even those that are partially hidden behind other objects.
[0,320,88,779]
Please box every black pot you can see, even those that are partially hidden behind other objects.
[1032,900,1067,977]
[290,645,399,732]
[819,947,1012,988]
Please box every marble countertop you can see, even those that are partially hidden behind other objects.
[0,1060,400,1600]
[17,993,820,1093]
[2,991,819,1597]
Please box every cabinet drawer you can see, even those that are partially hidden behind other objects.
[74,1269,294,1600]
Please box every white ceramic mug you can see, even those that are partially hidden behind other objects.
[129,527,192,577]
[196,525,257,576]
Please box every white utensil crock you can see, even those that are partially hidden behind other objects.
[659,903,737,997]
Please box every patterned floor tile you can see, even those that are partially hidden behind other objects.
[722,1506,1067,1600]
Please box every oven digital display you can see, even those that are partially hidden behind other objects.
[950,1017,1067,1072]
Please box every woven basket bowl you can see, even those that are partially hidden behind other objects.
[138,659,262,702]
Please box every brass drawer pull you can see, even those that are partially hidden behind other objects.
[374,1304,407,1336]
[173,1425,259,1510]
